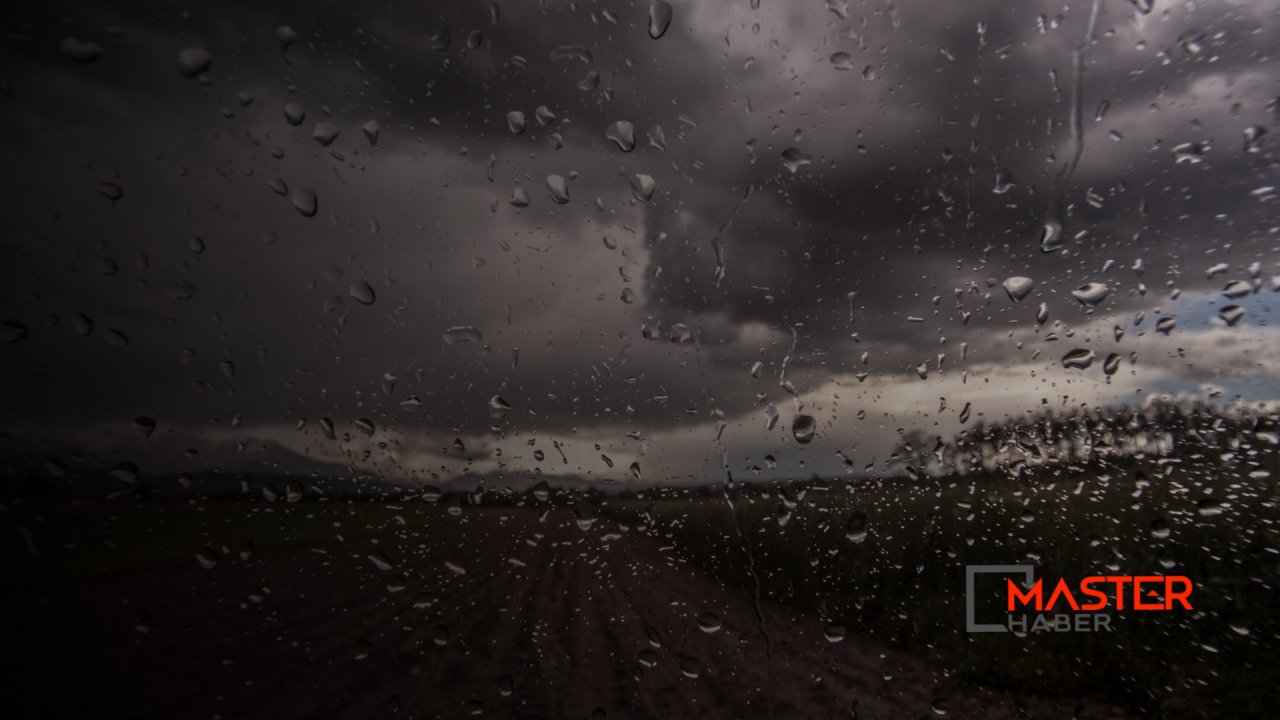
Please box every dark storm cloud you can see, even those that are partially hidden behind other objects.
[641,0,1278,372]
[1,0,1277,480]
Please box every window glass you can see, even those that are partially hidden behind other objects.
[3,1,1277,717]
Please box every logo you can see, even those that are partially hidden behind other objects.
[965,564,1194,633]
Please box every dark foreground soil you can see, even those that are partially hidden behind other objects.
[7,502,1131,720]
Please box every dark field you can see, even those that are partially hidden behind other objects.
[5,455,1276,719]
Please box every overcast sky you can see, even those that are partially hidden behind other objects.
[1,0,1278,487]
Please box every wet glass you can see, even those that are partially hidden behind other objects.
[2,1,1278,718]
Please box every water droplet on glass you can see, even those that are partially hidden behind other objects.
[1039,219,1064,253]
[131,417,156,437]
[1071,282,1109,305]
[781,147,812,174]
[368,551,394,572]
[648,125,667,150]
[1196,498,1225,517]
[195,549,218,570]
[1062,348,1095,369]
[845,512,868,543]
[606,121,636,151]
[1002,276,1034,302]
[532,481,550,502]
[1219,305,1244,326]
[629,174,655,202]
[429,25,451,51]
[830,52,856,71]
[545,174,570,204]
[1243,126,1267,154]
[291,188,318,217]
[506,110,527,134]
[489,395,512,419]
[679,657,702,678]
[61,37,103,63]
[1150,517,1171,540]
[764,403,779,430]
[792,414,817,444]
[432,624,451,646]
[550,45,593,64]
[696,612,722,633]
[109,461,139,483]
[98,182,123,204]
[348,281,376,305]
[574,503,598,531]
[362,119,380,145]
[443,326,483,345]
[283,102,306,126]
[1222,280,1252,299]
[1172,141,1208,164]
[1103,352,1122,375]
[648,1,673,39]
[276,25,298,48]
[993,168,1015,194]
[177,48,211,77]
[313,121,340,146]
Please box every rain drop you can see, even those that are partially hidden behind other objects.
[291,188,318,217]
[1071,282,1109,305]
[1002,276,1034,302]
[507,110,527,134]
[443,326,484,345]
[606,121,636,152]
[629,174,655,202]
[348,281,376,305]
[312,121,340,146]
[283,102,306,126]
[648,1,673,40]
[177,48,211,77]
[1061,348,1095,369]
[1219,305,1244,326]
[545,175,570,204]
[792,414,817,444]
[830,52,856,71]
[781,147,812,174]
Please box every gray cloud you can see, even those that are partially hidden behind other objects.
[1,0,1277,484]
